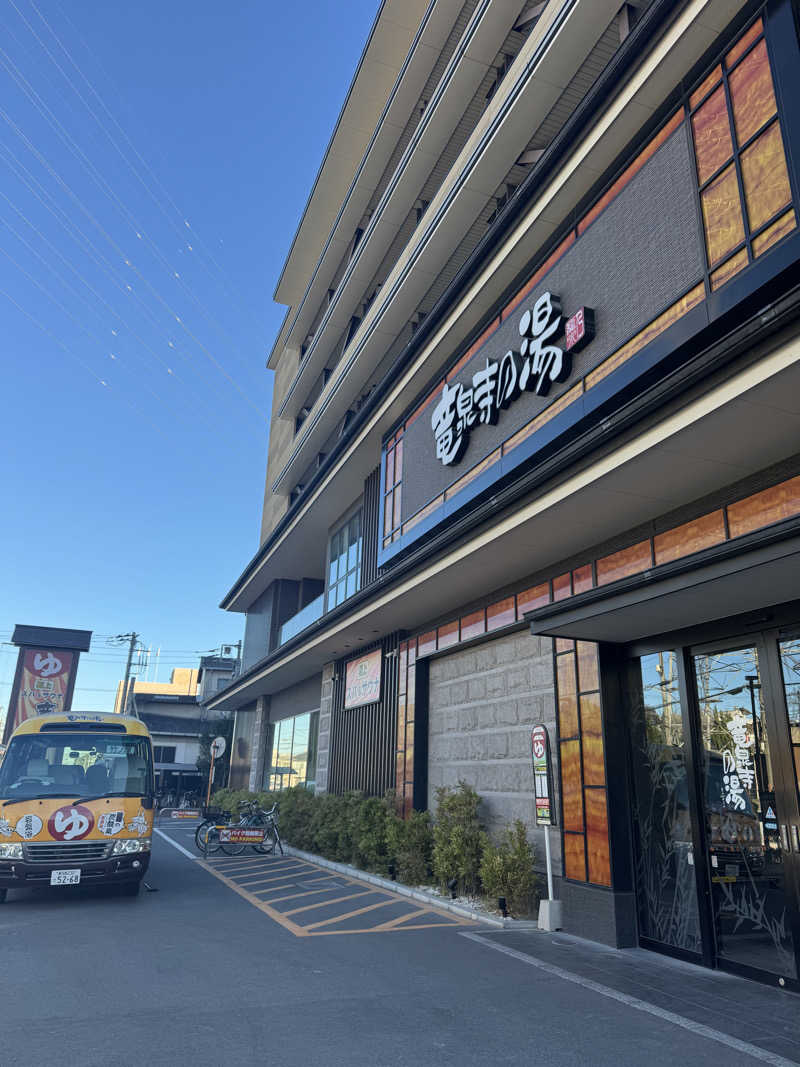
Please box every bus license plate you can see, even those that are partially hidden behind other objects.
[50,869,81,886]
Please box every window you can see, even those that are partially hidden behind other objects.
[264,711,319,792]
[327,510,362,610]
[153,745,177,764]
[688,15,795,292]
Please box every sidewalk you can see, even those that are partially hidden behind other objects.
[471,927,800,1065]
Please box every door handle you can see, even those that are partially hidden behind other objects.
[780,824,790,851]
[792,825,800,854]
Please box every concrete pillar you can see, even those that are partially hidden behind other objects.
[316,662,334,793]
[248,695,270,793]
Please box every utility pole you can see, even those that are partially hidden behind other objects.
[111,632,139,714]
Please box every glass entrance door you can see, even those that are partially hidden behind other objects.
[692,641,800,982]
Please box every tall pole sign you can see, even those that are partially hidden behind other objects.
[2,625,92,743]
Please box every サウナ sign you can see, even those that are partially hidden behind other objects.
[344,649,382,709]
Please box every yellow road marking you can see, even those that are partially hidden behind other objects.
[312,921,466,936]
[248,881,305,896]
[235,868,310,886]
[281,890,373,917]
[198,856,475,937]
[372,908,431,931]
[199,860,307,937]
[261,886,351,904]
[304,897,397,930]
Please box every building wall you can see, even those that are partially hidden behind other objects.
[150,734,199,765]
[269,674,321,723]
[260,348,299,544]
[427,630,559,873]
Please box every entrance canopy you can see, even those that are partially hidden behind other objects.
[527,528,800,644]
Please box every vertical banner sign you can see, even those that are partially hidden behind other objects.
[344,649,383,709]
[531,724,555,826]
[3,649,76,742]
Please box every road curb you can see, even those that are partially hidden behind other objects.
[282,845,539,929]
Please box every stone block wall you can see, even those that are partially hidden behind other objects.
[427,630,560,874]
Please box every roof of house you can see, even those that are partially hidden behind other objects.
[139,712,203,737]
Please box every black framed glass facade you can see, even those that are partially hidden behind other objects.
[264,710,319,792]
[327,511,362,611]
[626,652,702,954]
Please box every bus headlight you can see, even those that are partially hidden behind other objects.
[0,843,23,859]
[113,838,151,855]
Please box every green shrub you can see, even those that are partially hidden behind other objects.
[352,795,391,874]
[479,820,538,917]
[386,806,433,885]
[432,782,487,896]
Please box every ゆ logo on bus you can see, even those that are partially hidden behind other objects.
[48,804,94,841]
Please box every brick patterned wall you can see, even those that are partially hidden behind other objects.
[427,631,559,871]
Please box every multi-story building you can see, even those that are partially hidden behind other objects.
[209,0,800,988]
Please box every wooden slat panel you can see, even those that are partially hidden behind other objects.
[563,831,587,881]
[580,693,605,788]
[691,86,733,184]
[560,740,584,832]
[576,642,600,693]
[585,787,612,886]
[654,510,727,565]
[402,493,444,535]
[701,164,746,267]
[728,37,776,146]
[596,540,652,586]
[740,122,792,234]
[727,475,800,537]
[555,638,575,653]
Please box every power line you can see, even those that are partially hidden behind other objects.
[32,0,268,341]
[0,49,268,422]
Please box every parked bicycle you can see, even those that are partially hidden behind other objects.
[195,800,283,857]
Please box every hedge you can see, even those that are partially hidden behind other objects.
[210,780,540,916]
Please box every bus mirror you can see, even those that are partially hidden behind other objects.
[141,796,154,810]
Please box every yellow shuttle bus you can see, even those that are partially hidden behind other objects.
[0,712,155,900]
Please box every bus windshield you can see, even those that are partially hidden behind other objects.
[0,732,153,801]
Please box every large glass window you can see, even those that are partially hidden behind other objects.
[626,652,701,954]
[264,711,319,792]
[327,511,362,610]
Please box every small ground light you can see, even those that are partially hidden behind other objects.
[447,877,458,899]
[498,897,508,918]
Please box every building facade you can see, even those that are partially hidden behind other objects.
[209,0,800,989]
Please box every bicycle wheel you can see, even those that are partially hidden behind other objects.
[196,822,221,855]
[219,832,247,856]
[253,826,276,855]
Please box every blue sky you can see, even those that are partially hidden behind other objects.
[0,0,378,718]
